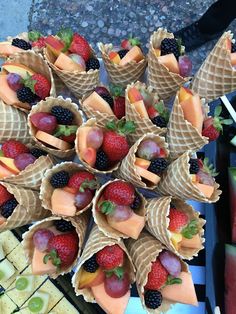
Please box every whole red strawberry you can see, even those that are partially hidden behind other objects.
[168,208,189,232]
[96,244,124,270]
[145,259,169,290]
[103,180,135,206]
[68,171,97,192]
[2,140,29,159]
[31,74,51,99]
[44,232,79,269]
[113,96,125,119]
[69,33,91,62]
[0,185,14,206]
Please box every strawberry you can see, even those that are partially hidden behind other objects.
[103,180,135,206]
[2,140,29,159]
[96,244,124,270]
[31,37,46,48]
[69,33,91,62]
[0,185,14,206]
[60,133,76,143]
[68,171,97,192]
[24,73,51,100]
[145,259,169,290]
[147,106,158,119]
[121,37,141,50]
[44,232,79,269]
[168,208,189,232]
[113,96,125,119]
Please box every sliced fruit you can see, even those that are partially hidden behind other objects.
[0,157,20,175]
[231,52,236,66]
[135,165,161,185]
[134,157,151,170]
[77,126,92,153]
[170,232,183,251]
[79,267,105,289]
[190,174,198,183]
[2,63,35,78]
[81,147,96,167]
[180,234,202,250]
[51,188,77,216]
[0,259,15,283]
[32,247,57,275]
[128,87,143,103]
[179,87,193,103]
[27,291,50,313]
[54,52,84,72]
[193,182,215,198]
[35,130,72,150]
[63,186,78,194]
[45,35,65,57]
[83,92,114,115]
[157,53,180,74]
[154,48,161,57]
[15,275,35,292]
[0,42,23,56]
[226,37,232,51]
[109,51,121,64]
[119,46,144,66]
[132,100,149,118]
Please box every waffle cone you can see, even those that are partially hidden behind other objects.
[148,28,190,100]
[0,182,50,232]
[22,212,89,279]
[44,47,99,98]
[116,133,169,189]
[92,179,146,240]
[28,96,83,159]
[156,151,221,202]
[125,81,166,144]
[192,31,236,101]
[167,92,209,159]
[40,162,98,216]
[98,42,147,87]
[126,231,189,313]
[146,196,205,260]
[72,224,135,302]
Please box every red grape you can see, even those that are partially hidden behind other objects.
[197,170,214,186]
[7,73,23,91]
[179,55,192,77]
[30,113,57,134]
[137,140,161,160]
[75,189,94,210]
[87,127,104,149]
[33,229,54,252]
[104,273,130,298]
[94,86,110,96]
[14,153,36,170]
[107,205,132,222]
[159,250,181,277]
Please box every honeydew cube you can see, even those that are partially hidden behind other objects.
[15,275,35,292]
[7,244,28,272]
[0,259,16,283]
[39,280,64,311]
[0,294,17,313]
[1,231,20,255]
[27,291,50,313]
[49,297,79,314]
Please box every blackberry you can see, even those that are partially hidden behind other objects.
[151,116,167,128]
[148,158,168,175]
[100,94,114,109]
[86,58,100,71]
[30,148,47,159]
[130,193,142,210]
[118,49,129,59]
[160,38,180,60]
[1,199,18,218]
[50,170,70,188]
[95,150,109,171]
[12,38,31,50]
[83,255,99,273]
[17,87,36,103]
[51,106,74,125]
[144,290,162,309]
[54,219,74,232]
[189,158,199,174]
[232,43,236,53]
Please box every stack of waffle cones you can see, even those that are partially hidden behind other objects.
[192,31,236,101]
[156,151,222,202]
[98,42,147,87]
[72,224,135,302]
[40,162,97,216]
[92,179,146,240]
[0,182,50,232]
[28,96,83,159]
[146,196,205,260]
[148,28,190,100]
[116,133,169,189]
[44,47,99,98]
[22,212,89,279]
[167,92,209,160]
[125,81,166,145]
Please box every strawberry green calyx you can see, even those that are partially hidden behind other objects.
[105,266,124,279]
[23,72,37,93]
[79,179,98,192]
[28,30,42,42]
[109,84,124,97]
[106,120,136,135]
[154,101,170,122]
[202,158,219,177]
[56,28,73,52]
[53,125,78,138]
[99,200,115,215]
[129,37,141,47]
[43,249,61,270]
[181,219,199,239]
[166,275,182,286]
[212,105,233,132]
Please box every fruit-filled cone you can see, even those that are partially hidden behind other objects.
[28,96,83,159]
[0,182,50,232]
[146,196,205,260]
[72,224,135,314]
[167,87,209,160]
[156,151,221,202]
[126,231,198,313]
[192,31,236,101]
[116,133,169,189]
[40,162,99,217]
[22,213,89,279]
[92,179,146,240]
[148,28,191,100]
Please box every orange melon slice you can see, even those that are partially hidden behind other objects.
[77,126,92,153]
[32,248,57,275]
[134,157,151,169]
[54,53,84,72]
[231,52,236,66]
[51,188,77,216]
[83,92,114,115]
[119,46,144,66]
[128,87,143,103]
[0,157,20,175]
[0,43,23,56]
[157,53,180,74]
[35,130,72,150]
[132,100,149,118]
[194,182,214,198]
[180,234,202,250]
[135,165,161,185]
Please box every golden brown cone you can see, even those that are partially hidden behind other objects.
[98,42,147,87]
[72,224,135,302]
[28,96,83,159]
[116,133,169,189]
[125,81,166,145]
[40,162,98,216]
[0,182,50,232]
[146,196,205,260]
[148,28,190,100]
[192,31,236,101]
[92,179,146,240]
[22,212,89,279]
[156,151,222,202]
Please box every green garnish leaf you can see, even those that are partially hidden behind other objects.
[181,219,199,239]
[56,28,73,52]
[53,125,78,137]
[214,105,222,117]
[100,200,115,215]
[154,101,170,122]
[203,158,219,177]
[105,266,124,279]
[28,30,42,42]
[166,275,182,286]
[106,119,136,135]
[43,249,61,270]
[106,120,117,131]
[109,84,124,97]
[79,179,98,192]
[129,37,141,47]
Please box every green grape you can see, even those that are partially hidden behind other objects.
[28,297,44,312]
[15,277,28,291]
[0,270,4,280]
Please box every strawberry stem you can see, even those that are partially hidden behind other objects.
[53,125,78,138]
[106,120,136,135]
[56,28,73,52]
[79,179,98,192]
[181,219,199,239]
[166,275,182,286]
[100,200,115,215]
[28,30,42,42]
[105,266,124,279]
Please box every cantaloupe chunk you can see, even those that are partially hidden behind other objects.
[81,147,96,167]
[0,157,20,175]
[179,87,193,103]
[119,46,144,66]
[231,52,236,66]
[83,92,114,115]
[135,165,161,185]
[109,51,121,64]
[0,216,6,225]
[132,100,149,118]
[170,232,183,251]
[51,188,77,216]
[54,53,84,72]
[180,234,202,250]
[91,282,130,314]
[77,126,92,153]
[128,87,143,103]
[32,248,57,275]
[0,165,15,179]
[194,182,214,198]
[158,53,180,74]
[180,94,203,133]
[161,271,198,306]
[0,43,23,56]
[226,38,232,51]
[35,130,72,150]
[134,157,151,169]
[107,212,145,239]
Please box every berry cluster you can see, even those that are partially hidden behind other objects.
[0,185,18,219]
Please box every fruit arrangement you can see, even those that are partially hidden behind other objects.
[0,184,18,223]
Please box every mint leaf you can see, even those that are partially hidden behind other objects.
[28,30,42,42]
[166,275,182,286]
[57,28,73,52]
[181,219,199,239]
[214,105,222,117]
[100,201,115,215]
